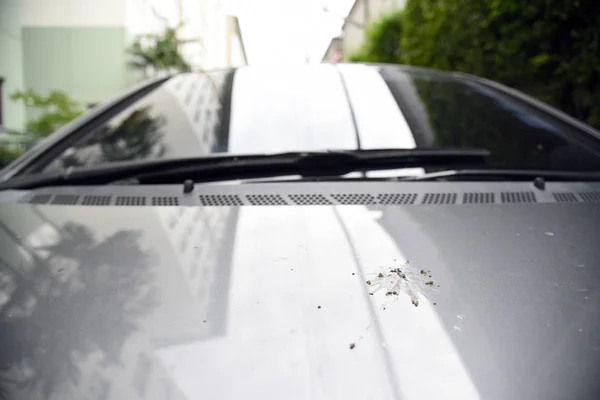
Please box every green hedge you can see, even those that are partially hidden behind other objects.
[350,0,600,129]
[348,10,403,64]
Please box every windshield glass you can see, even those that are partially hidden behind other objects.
[379,66,600,171]
[36,64,600,174]
[42,70,233,173]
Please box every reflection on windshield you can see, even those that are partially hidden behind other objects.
[42,71,233,173]
[45,107,167,172]
[381,68,600,171]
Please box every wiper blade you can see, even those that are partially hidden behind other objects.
[0,148,489,190]
[401,169,600,182]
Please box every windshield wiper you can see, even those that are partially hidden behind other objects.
[401,169,600,182]
[0,148,489,190]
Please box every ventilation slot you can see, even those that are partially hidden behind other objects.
[422,193,457,205]
[289,194,332,205]
[579,192,600,203]
[29,194,52,204]
[463,192,494,204]
[152,196,179,206]
[115,196,146,206]
[378,193,417,205]
[501,192,536,203]
[553,192,578,203]
[51,194,79,205]
[199,195,243,206]
[332,194,376,205]
[81,195,111,206]
[246,194,287,205]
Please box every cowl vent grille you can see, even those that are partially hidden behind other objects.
[378,193,417,205]
[501,191,536,203]
[579,192,600,203]
[116,196,146,206]
[30,194,52,204]
[332,194,376,205]
[152,197,179,206]
[553,193,578,203]
[16,186,593,207]
[82,196,111,206]
[464,192,494,204]
[51,195,80,205]
[422,193,457,205]
[199,195,243,206]
[247,194,287,205]
[289,194,331,205]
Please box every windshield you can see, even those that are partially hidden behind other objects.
[378,67,600,171]
[23,65,600,175]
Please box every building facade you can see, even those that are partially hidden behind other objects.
[0,0,246,133]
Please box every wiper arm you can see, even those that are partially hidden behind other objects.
[0,148,489,190]
[401,169,600,182]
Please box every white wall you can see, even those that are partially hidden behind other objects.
[0,0,25,131]
[20,0,125,27]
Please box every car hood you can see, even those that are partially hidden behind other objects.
[0,202,599,399]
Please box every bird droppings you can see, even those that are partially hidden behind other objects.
[349,343,356,350]
[352,260,437,345]
[365,260,437,307]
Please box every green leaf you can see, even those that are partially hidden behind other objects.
[530,53,551,66]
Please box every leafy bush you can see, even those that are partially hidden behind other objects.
[129,26,192,75]
[11,89,84,137]
[348,10,404,63]
[401,0,600,128]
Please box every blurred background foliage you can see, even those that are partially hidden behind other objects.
[128,26,192,76]
[1,19,187,168]
[0,90,84,167]
[349,0,600,130]
[10,89,84,138]
[348,10,403,64]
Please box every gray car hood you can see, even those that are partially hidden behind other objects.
[0,202,599,399]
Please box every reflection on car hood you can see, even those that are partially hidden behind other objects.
[0,203,599,399]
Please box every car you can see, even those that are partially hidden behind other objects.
[0,63,600,400]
